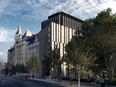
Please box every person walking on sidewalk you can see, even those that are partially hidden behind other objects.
[100,73,105,87]
[70,74,73,86]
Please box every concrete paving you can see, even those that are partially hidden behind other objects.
[31,78,96,87]
[31,78,116,87]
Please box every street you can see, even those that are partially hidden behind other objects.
[0,76,64,87]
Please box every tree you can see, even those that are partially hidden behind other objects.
[26,54,41,78]
[65,33,96,87]
[16,64,28,73]
[90,52,106,75]
[82,8,116,80]
[63,8,116,86]
[3,66,10,75]
[46,45,61,79]
[10,65,16,75]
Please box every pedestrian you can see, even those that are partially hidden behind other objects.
[70,74,73,86]
[100,73,105,87]
[89,74,96,86]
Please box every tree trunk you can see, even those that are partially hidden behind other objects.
[30,72,32,79]
[77,64,80,87]
[68,64,70,77]
[34,71,36,78]
[109,67,115,81]
[104,54,115,81]
[78,70,80,87]
[110,57,116,81]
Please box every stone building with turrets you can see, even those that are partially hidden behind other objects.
[8,25,39,66]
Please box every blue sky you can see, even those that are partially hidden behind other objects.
[0,0,116,63]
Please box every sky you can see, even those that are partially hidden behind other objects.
[0,0,116,63]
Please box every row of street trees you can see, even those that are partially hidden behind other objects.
[81,8,116,80]
[4,64,27,75]
[4,54,41,78]
[65,8,116,86]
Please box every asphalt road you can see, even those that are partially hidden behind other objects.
[0,76,64,87]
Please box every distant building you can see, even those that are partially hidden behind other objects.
[7,46,15,65]
[8,26,39,65]
[39,12,83,77]
[0,62,6,74]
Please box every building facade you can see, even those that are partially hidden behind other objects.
[8,26,39,65]
[0,62,6,74]
[39,12,83,77]
[7,46,15,65]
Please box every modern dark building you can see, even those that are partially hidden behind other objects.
[39,12,83,77]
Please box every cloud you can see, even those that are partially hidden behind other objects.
[0,0,116,21]
[0,52,6,55]
[0,0,12,16]
[0,27,15,42]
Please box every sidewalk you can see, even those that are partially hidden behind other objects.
[31,78,102,87]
